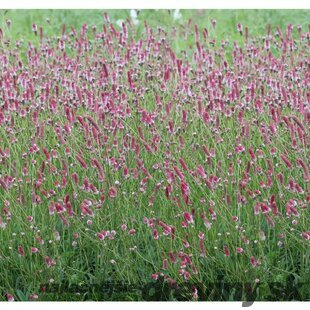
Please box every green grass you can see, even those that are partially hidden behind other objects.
[1,9,309,47]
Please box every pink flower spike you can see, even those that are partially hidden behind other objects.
[183,211,194,224]
[153,229,159,240]
[250,256,257,267]
[280,154,293,170]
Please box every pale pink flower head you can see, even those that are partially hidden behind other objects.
[7,293,14,302]
[302,231,310,240]
[198,232,205,240]
[97,233,105,240]
[236,247,244,253]
[29,294,39,301]
[6,19,11,29]
[128,229,136,235]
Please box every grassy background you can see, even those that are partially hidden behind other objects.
[1,9,309,41]
[1,10,309,62]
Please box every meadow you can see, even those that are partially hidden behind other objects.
[0,9,309,301]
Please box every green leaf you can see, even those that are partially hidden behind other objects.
[16,289,29,301]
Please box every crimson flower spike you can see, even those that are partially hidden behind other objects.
[245,26,248,43]
[32,24,38,36]
[237,23,243,35]
[18,245,24,257]
[223,245,230,257]
[76,154,88,169]
[39,27,43,43]
[280,154,293,170]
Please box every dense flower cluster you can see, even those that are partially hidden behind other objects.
[0,15,309,301]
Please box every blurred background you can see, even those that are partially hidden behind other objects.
[1,9,309,38]
[0,9,309,58]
